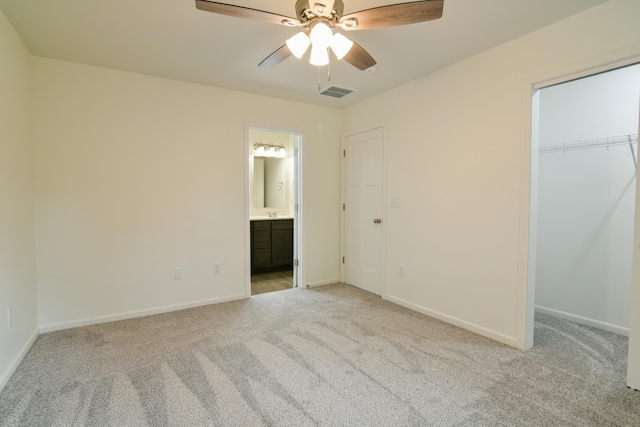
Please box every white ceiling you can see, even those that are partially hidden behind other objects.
[0,0,608,108]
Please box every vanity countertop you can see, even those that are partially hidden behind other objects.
[250,216,293,221]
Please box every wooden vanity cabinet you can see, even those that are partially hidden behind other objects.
[251,219,293,273]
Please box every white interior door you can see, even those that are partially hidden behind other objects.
[344,127,383,295]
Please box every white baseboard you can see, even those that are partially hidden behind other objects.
[39,294,247,333]
[0,328,39,393]
[305,278,341,288]
[383,294,519,348]
[535,305,629,336]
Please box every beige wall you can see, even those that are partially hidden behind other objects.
[0,11,38,390]
[343,0,640,349]
[31,58,342,329]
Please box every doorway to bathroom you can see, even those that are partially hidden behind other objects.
[247,126,302,296]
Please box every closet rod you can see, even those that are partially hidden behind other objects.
[539,134,638,153]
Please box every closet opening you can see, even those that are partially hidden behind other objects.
[528,63,640,387]
[533,64,639,335]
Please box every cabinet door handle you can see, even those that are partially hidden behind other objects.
[373,218,382,224]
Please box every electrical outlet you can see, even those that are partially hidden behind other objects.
[398,265,405,276]
[174,267,183,280]
[214,264,221,275]
[7,308,13,328]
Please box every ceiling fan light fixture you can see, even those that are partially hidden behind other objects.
[286,32,311,58]
[330,32,353,60]
[309,45,329,66]
[309,22,333,48]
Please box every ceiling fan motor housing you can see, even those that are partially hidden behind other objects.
[295,0,344,24]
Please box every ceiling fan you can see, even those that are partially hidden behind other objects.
[195,0,444,71]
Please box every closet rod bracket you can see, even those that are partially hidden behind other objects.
[628,135,637,171]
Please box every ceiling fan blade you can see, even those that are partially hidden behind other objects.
[339,0,443,30]
[195,0,300,26]
[259,45,293,68]
[342,41,376,71]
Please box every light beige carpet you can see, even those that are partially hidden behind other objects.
[1,283,639,426]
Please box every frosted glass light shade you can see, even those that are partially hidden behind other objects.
[309,22,333,48]
[286,32,310,58]
[309,45,329,66]
[330,33,353,60]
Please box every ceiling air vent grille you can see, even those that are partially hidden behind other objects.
[319,86,356,99]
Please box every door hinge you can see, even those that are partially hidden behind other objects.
[342,256,345,264]
[294,259,299,267]
[342,203,345,211]
[343,149,346,157]
[294,148,299,157]
[295,204,299,212]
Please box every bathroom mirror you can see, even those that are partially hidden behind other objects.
[253,157,287,209]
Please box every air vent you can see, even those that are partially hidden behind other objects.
[319,86,356,99]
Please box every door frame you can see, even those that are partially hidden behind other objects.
[341,124,387,296]
[519,45,640,359]
[245,123,304,297]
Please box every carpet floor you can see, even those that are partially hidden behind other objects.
[1,283,639,426]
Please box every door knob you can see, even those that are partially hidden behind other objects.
[373,218,382,224]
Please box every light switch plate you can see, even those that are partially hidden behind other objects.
[391,197,400,208]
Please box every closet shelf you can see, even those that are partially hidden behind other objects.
[539,134,638,153]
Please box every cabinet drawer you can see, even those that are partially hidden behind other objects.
[253,249,271,268]
[252,221,271,231]
[253,230,271,249]
[272,219,293,230]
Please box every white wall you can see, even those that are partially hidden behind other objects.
[535,66,640,334]
[0,10,38,390]
[343,0,640,348]
[31,58,342,329]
